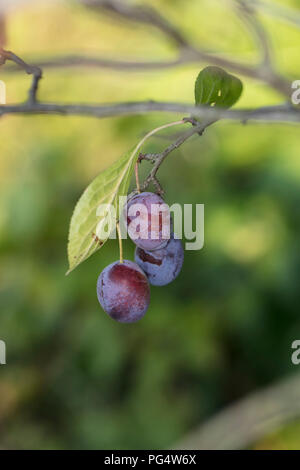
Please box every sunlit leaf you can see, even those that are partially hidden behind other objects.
[67,149,136,274]
[195,66,243,108]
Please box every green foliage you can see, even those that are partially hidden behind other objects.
[67,149,136,273]
[195,66,243,108]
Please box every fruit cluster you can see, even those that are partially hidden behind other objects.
[97,192,184,323]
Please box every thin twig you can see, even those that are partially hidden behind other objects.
[134,161,141,194]
[244,0,300,29]
[151,176,164,197]
[234,0,272,67]
[140,119,216,192]
[80,0,189,48]
[2,45,291,98]
[0,50,42,103]
[2,54,186,71]
[0,15,6,49]
[116,222,123,263]
[231,0,290,98]
[78,0,291,98]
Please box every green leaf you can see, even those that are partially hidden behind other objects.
[67,149,137,274]
[195,66,243,108]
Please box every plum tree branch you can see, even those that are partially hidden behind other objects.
[0,100,298,123]
[0,49,42,103]
[79,0,189,48]
[231,0,290,97]
[235,0,272,68]
[3,54,187,71]
[139,119,217,194]
[174,373,300,450]
[0,0,299,194]
[2,0,292,97]
[0,14,6,48]
[76,0,291,98]
[1,50,279,90]
[244,0,300,29]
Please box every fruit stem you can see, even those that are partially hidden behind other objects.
[135,161,141,194]
[116,222,123,264]
[132,120,185,193]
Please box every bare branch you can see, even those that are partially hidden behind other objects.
[77,0,291,97]
[25,50,257,79]
[245,0,300,29]
[1,48,291,98]
[151,176,165,197]
[2,54,187,72]
[0,0,297,196]
[0,15,6,49]
[0,46,296,124]
[174,373,300,450]
[0,100,299,123]
[1,0,292,98]
[0,49,42,103]
[234,0,272,67]
[140,119,216,191]
[0,50,263,82]
[80,0,189,48]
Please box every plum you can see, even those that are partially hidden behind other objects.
[97,260,150,323]
[135,235,184,286]
[125,192,171,251]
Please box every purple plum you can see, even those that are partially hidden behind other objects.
[125,192,171,251]
[97,260,150,323]
[135,235,184,286]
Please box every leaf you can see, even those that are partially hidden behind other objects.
[67,149,137,274]
[195,66,243,108]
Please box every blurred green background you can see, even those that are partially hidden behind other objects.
[1,0,300,450]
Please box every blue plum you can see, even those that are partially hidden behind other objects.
[125,192,171,251]
[97,260,150,323]
[135,235,184,286]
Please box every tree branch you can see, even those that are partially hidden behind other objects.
[3,47,290,98]
[76,0,291,98]
[1,0,292,98]
[232,0,290,96]
[0,50,42,103]
[80,0,189,48]
[245,0,300,29]
[139,119,217,193]
[2,54,187,72]
[174,373,300,450]
[235,0,272,67]
[0,15,6,49]
[0,100,298,123]
[0,0,298,197]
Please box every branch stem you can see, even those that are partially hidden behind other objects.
[116,222,123,264]
[0,49,42,103]
[0,101,298,123]
[135,161,141,193]
[140,119,216,191]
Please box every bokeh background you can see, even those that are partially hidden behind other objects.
[1,0,300,450]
